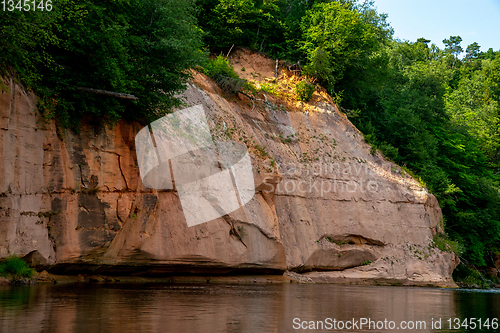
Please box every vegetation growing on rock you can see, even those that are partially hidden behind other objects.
[295,80,315,102]
[0,255,35,284]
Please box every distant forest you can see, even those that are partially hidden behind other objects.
[1,0,499,271]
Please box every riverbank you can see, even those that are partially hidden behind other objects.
[32,271,290,285]
[20,270,460,288]
[3,259,494,289]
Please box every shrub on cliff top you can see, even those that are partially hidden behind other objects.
[433,233,464,256]
[295,80,314,101]
[203,54,255,94]
[203,54,240,80]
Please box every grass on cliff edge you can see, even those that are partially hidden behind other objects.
[433,233,464,256]
[0,255,35,280]
[202,54,257,95]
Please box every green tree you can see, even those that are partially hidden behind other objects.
[443,35,463,69]
[480,47,496,60]
[484,57,500,103]
[465,42,481,62]
[0,1,86,89]
[197,0,282,53]
[1,0,203,127]
[445,69,500,165]
[299,2,378,91]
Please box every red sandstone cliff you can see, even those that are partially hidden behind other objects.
[0,50,459,286]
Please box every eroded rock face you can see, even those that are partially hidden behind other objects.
[0,71,458,286]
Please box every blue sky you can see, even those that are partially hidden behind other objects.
[373,0,500,53]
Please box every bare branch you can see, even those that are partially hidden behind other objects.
[76,87,138,100]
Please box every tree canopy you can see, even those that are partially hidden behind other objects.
[0,0,203,127]
[300,1,378,89]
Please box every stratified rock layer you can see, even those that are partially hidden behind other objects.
[0,60,458,287]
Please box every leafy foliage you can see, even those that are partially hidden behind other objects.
[1,0,204,127]
[433,233,464,256]
[203,54,240,80]
[443,35,463,68]
[203,54,254,94]
[0,256,35,280]
[295,80,314,101]
[299,1,378,91]
[197,0,283,53]
[444,67,500,166]
[0,1,85,89]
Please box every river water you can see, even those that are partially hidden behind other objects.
[0,283,499,332]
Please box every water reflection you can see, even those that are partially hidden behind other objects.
[0,284,499,332]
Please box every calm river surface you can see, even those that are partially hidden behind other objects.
[1,283,499,332]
